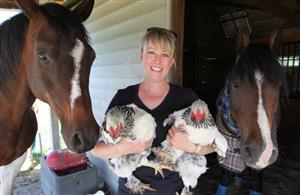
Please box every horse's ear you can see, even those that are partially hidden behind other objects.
[66,0,95,22]
[269,30,283,51]
[15,0,40,18]
[235,29,250,52]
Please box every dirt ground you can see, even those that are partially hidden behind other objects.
[12,152,300,195]
[13,168,42,195]
[195,154,300,195]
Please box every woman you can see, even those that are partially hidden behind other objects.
[91,27,215,195]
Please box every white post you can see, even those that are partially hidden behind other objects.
[50,110,60,150]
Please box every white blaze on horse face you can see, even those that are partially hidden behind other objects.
[255,71,273,168]
[70,39,84,109]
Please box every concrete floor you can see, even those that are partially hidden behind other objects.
[13,181,43,195]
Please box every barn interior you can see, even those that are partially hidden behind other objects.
[182,0,300,162]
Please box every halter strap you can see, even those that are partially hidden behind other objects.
[216,84,241,137]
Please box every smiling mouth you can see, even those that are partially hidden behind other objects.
[150,66,162,72]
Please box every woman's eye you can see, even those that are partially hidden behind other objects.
[162,53,169,58]
[147,51,155,55]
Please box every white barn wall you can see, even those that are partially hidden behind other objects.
[85,0,171,124]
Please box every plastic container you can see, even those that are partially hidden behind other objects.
[40,156,98,195]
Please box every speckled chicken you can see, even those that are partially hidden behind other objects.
[100,104,157,194]
[152,99,228,195]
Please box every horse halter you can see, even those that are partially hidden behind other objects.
[217,83,241,137]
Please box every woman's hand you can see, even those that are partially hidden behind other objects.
[116,138,152,155]
[167,125,196,153]
[91,138,151,159]
[166,125,215,155]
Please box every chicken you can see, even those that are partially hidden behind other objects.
[152,99,228,195]
[100,104,157,194]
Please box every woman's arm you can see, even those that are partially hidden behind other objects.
[91,138,151,159]
[166,125,215,155]
[192,144,215,155]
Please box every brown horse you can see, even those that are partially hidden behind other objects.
[0,0,98,193]
[215,32,286,195]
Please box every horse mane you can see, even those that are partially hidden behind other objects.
[228,44,285,89]
[0,3,90,99]
[0,13,28,99]
[40,3,90,43]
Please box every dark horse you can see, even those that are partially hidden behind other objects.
[0,0,98,193]
[215,32,285,195]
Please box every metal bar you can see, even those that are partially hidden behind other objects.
[296,43,300,92]
[281,44,285,66]
[292,44,297,92]
[286,44,293,91]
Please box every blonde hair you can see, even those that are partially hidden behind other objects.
[141,27,177,57]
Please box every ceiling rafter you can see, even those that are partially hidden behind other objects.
[208,0,300,27]
[0,0,74,9]
[201,0,262,10]
[0,1,17,9]
[251,0,300,26]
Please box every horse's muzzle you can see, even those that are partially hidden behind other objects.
[243,145,279,169]
[66,123,99,153]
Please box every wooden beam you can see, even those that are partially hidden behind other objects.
[0,0,43,8]
[0,2,18,9]
[203,0,300,26]
[171,0,185,85]
[251,0,300,26]
[253,27,300,43]
[202,0,260,10]
[295,0,300,8]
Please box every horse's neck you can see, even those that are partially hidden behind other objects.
[0,75,37,165]
[0,75,35,127]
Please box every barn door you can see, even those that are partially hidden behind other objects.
[182,1,235,114]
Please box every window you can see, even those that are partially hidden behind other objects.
[278,41,300,98]
[279,56,300,67]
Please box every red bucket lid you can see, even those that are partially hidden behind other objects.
[46,150,87,171]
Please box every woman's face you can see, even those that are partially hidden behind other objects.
[141,41,174,83]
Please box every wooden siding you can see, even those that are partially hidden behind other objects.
[85,0,171,123]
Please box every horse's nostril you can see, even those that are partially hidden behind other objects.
[72,132,84,152]
[244,146,252,156]
[242,145,256,161]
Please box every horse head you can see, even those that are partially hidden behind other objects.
[226,31,284,169]
[16,0,98,153]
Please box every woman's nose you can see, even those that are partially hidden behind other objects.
[154,54,161,63]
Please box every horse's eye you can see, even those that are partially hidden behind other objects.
[38,52,49,61]
[232,79,241,88]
